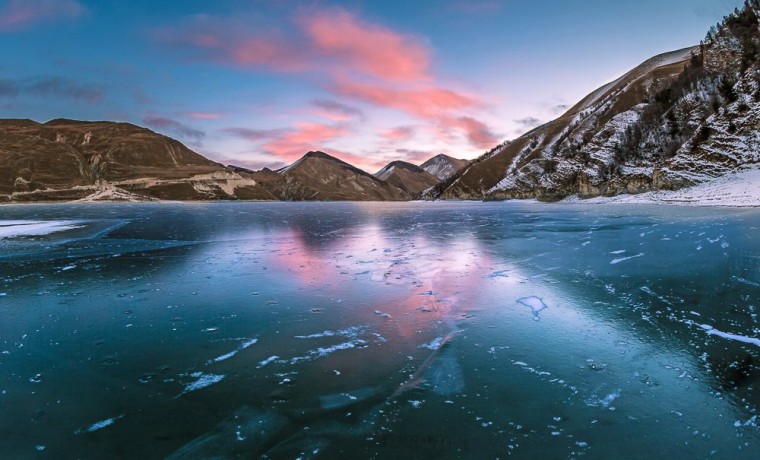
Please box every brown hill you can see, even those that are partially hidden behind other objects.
[374,160,440,196]
[0,119,272,201]
[271,151,409,201]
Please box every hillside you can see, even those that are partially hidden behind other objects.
[0,119,272,201]
[374,160,440,195]
[261,151,409,201]
[420,154,470,180]
[429,1,760,202]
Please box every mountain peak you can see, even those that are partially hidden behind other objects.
[303,151,336,160]
[420,154,469,180]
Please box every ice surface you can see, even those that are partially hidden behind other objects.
[165,407,288,459]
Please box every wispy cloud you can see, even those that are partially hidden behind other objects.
[25,76,103,102]
[0,0,86,33]
[184,112,225,120]
[380,126,416,142]
[514,116,543,129]
[0,78,19,96]
[310,99,364,121]
[143,116,205,142]
[0,75,103,102]
[447,1,503,15]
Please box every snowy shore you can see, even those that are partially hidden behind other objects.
[562,170,760,207]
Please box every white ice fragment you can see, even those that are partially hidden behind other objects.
[609,250,626,254]
[409,400,422,409]
[517,296,548,320]
[700,325,760,347]
[77,414,125,434]
[60,264,76,271]
[295,326,362,340]
[610,253,644,265]
[208,338,258,364]
[0,220,84,239]
[183,373,224,393]
[257,355,279,368]
[35,445,45,451]
[419,337,443,350]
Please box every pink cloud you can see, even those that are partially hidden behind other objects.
[301,9,430,82]
[442,116,499,149]
[0,0,85,32]
[160,7,501,154]
[226,122,351,164]
[380,126,416,142]
[330,80,499,149]
[329,80,479,119]
[157,8,429,82]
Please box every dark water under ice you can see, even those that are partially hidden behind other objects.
[0,202,758,459]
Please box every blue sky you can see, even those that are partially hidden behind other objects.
[0,0,744,171]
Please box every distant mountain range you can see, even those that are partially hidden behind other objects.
[0,118,468,201]
[2,3,759,203]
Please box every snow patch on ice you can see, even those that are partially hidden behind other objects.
[0,220,84,239]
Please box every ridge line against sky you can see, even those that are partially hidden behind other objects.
[0,0,744,171]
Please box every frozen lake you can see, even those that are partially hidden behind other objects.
[0,202,758,458]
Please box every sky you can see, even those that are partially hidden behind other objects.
[0,0,745,172]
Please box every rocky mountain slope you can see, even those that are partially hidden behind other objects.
[0,119,271,201]
[420,154,470,180]
[374,160,440,195]
[428,2,760,202]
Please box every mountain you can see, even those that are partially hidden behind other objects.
[260,151,409,201]
[0,119,272,201]
[374,160,440,196]
[429,2,760,201]
[420,154,470,180]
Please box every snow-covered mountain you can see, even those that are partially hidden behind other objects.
[429,2,760,203]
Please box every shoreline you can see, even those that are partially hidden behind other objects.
[1,170,759,208]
